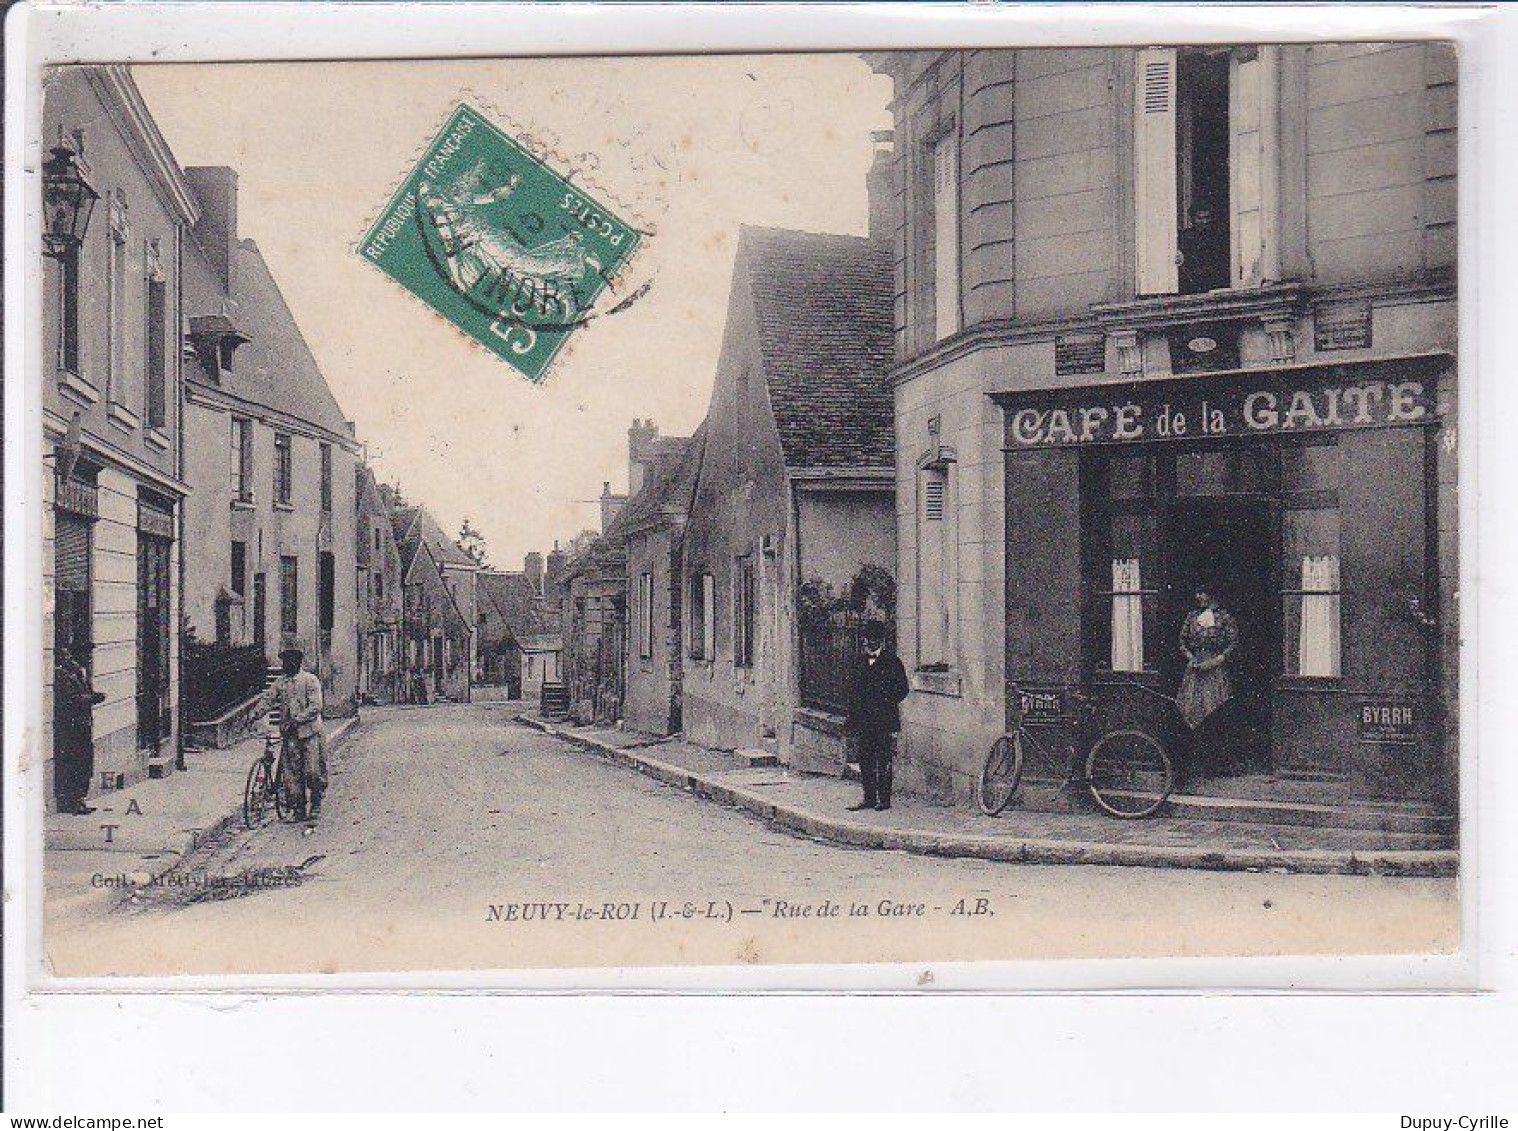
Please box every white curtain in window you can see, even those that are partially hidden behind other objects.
[1111,558,1145,673]
[1298,555,1341,677]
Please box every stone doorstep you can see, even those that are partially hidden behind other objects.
[519,716,1457,877]
[1014,780,1453,837]
[735,747,781,768]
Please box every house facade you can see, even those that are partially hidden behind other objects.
[392,506,481,695]
[622,431,704,736]
[477,566,560,698]
[42,67,197,805]
[870,44,1457,813]
[181,167,361,721]
[680,226,896,770]
[559,420,693,726]
[356,464,404,705]
[391,505,474,703]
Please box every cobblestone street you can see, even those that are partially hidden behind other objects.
[47,704,1458,977]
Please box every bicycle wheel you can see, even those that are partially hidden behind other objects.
[1085,729,1172,819]
[243,757,272,829]
[978,733,1025,816]
[273,755,306,823]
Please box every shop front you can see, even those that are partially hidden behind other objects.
[994,353,1454,809]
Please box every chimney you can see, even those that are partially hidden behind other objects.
[185,167,239,291]
[545,545,568,600]
[628,418,660,495]
[600,480,627,533]
[524,551,544,595]
[867,130,896,250]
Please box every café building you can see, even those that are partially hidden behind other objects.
[869,43,1458,822]
[994,349,1455,809]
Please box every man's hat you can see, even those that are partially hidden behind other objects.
[278,635,304,662]
[278,647,304,662]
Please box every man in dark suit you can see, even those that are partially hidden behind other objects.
[844,621,910,812]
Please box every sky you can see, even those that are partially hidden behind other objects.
[134,56,891,570]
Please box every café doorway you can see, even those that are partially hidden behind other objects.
[1163,494,1275,776]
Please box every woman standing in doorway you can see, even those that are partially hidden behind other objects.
[1177,588,1238,786]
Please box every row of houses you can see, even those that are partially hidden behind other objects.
[40,66,559,812]
[554,42,1459,827]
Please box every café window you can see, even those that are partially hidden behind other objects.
[1281,440,1343,679]
[1097,454,1160,673]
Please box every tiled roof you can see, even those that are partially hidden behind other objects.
[617,428,704,537]
[739,225,895,470]
[191,240,355,439]
[392,505,478,572]
[561,427,708,580]
[479,571,549,637]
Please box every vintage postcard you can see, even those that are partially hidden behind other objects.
[27,41,1462,980]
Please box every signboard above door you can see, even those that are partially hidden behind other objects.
[996,355,1444,450]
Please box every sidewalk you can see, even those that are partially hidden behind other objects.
[44,715,360,925]
[520,715,1456,877]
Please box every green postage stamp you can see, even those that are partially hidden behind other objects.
[358,103,643,383]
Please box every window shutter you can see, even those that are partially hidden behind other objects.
[1134,47,1179,296]
[924,477,946,521]
[932,133,960,339]
[702,574,716,660]
[1230,50,1265,287]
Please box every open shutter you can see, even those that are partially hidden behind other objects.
[1230,49,1265,287]
[932,133,960,339]
[1134,47,1179,296]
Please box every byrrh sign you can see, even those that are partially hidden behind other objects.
[996,356,1444,450]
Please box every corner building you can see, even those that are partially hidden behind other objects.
[868,44,1457,818]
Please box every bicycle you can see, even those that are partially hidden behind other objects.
[978,682,1176,820]
[242,720,308,828]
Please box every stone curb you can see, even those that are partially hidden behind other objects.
[104,714,363,889]
[520,716,1456,878]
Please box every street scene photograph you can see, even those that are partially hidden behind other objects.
[31,44,1460,977]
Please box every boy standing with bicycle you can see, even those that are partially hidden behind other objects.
[262,645,328,822]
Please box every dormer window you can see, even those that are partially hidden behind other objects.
[187,313,251,384]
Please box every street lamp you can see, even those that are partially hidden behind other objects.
[42,139,99,259]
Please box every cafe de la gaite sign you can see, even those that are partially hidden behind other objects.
[997,356,1444,450]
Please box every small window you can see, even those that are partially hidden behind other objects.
[231,418,253,502]
[638,572,654,659]
[734,556,757,668]
[145,277,167,429]
[1282,507,1342,678]
[279,555,299,635]
[319,551,335,633]
[59,250,82,375]
[274,432,293,505]
[106,214,126,402]
[230,541,247,597]
[319,443,333,513]
[932,131,960,340]
[688,572,715,661]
